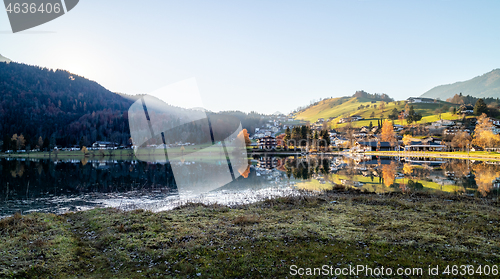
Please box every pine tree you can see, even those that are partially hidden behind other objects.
[43,137,50,151]
[406,105,421,124]
[37,136,43,149]
[284,127,291,145]
[2,134,10,151]
[323,130,331,147]
[474,98,488,116]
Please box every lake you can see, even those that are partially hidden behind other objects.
[1,154,499,217]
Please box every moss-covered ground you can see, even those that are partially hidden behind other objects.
[1,189,499,278]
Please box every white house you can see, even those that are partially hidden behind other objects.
[432,119,455,127]
[407,97,435,103]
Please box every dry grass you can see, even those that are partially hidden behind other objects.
[0,189,499,278]
[233,214,261,225]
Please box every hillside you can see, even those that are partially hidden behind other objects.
[0,62,135,149]
[0,54,11,63]
[295,96,354,122]
[295,95,457,128]
[0,61,271,150]
[421,69,500,100]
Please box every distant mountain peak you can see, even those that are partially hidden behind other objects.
[0,54,12,63]
[421,69,500,100]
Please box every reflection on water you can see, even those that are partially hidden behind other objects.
[0,158,294,217]
[1,155,499,217]
[256,154,500,198]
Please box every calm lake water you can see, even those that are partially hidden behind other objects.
[1,155,499,217]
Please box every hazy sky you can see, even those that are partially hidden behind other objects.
[1,0,500,114]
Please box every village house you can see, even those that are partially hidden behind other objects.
[407,97,435,103]
[338,115,363,124]
[360,127,370,134]
[422,137,443,144]
[257,156,278,170]
[432,119,455,128]
[480,117,500,134]
[351,115,363,121]
[353,131,367,138]
[444,126,470,135]
[459,105,474,115]
[355,141,396,151]
[312,122,324,129]
[257,136,277,150]
[92,141,118,150]
[332,136,349,147]
[405,139,446,151]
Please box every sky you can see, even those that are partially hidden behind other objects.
[1,0,500,114]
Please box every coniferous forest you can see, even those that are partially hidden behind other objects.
[0,62,268,151]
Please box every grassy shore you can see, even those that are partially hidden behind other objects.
[1,188,499,278]
[0,145,249,161]
[0,149,136,160]
[5,148,500,162]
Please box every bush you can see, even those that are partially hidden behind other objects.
[407,180,424,190]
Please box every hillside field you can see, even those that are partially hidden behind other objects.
[295,97,462,128]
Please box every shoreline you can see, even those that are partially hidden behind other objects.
[1,188,499,278]
[251,150,500,161]
[3,149,500,161]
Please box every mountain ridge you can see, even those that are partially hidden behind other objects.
[0,60,270,149]
[421,69,500,100]
[0,61,134,148]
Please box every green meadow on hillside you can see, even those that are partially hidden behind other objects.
[295,97,462,128]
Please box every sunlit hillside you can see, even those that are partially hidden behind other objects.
[295,96,366,123]
[295,96,461,128]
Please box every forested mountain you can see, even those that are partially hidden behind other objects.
[421,69,500,100]
[0,62,135,150]
[0,61,270,151]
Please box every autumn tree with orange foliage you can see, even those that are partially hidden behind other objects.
[451,131,471,151]
[11,133,26,151]
[238,129,251,146]
[403,163,413,176]
[472,163,499,196]
[238,165,251,178]
[382,162,397,187]
[472,114,500,152]
[402,134,412,150]
[381,119,396,147]
[275,134,286,149]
